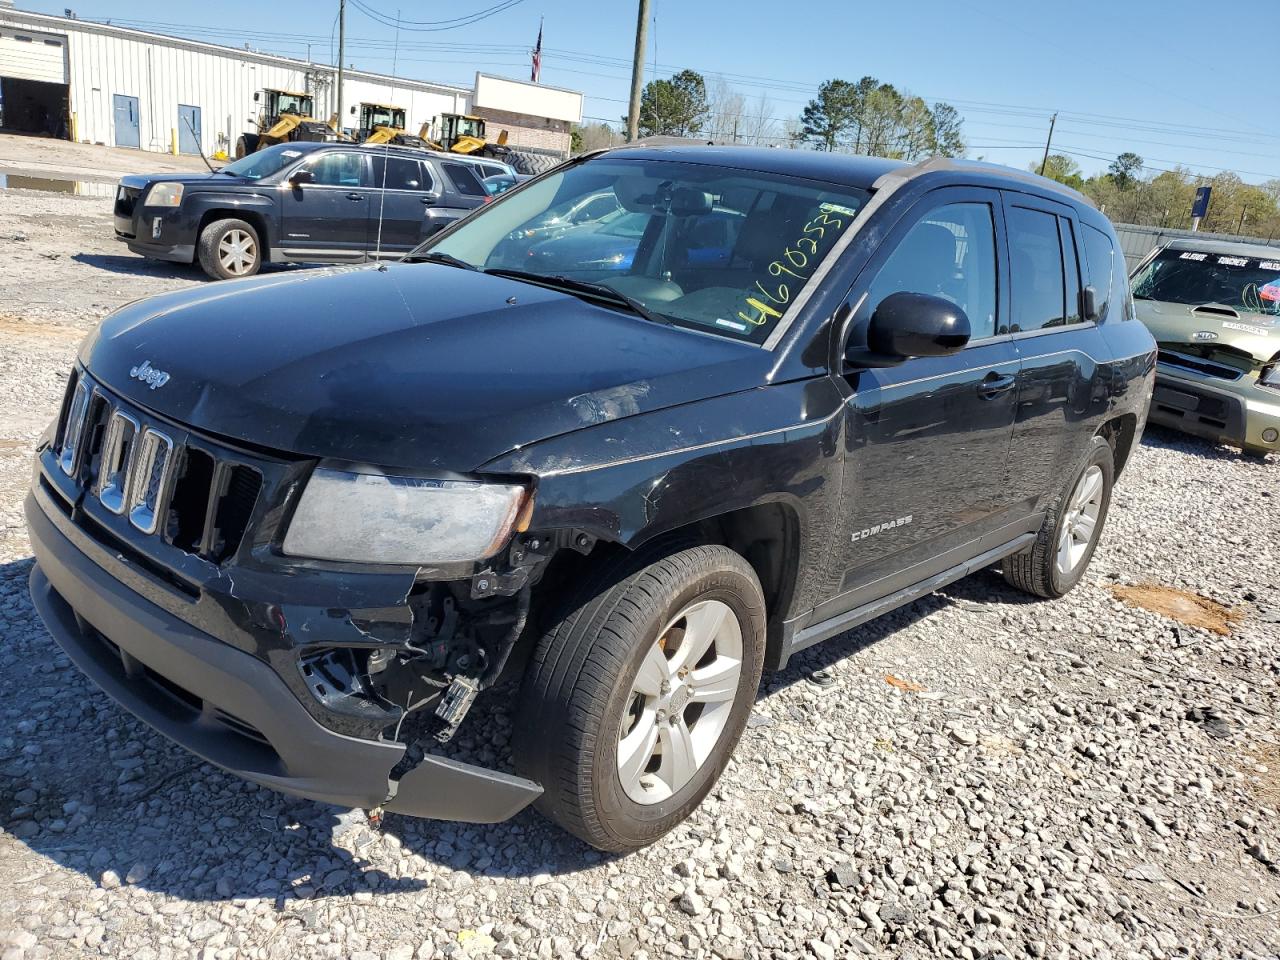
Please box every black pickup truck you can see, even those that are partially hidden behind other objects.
[113,142,513,279]
[33,147,1154,852]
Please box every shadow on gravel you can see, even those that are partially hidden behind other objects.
[762,566,1037,700]
[0,556,1054,899]
[70,252,202,278]
[1141,423,1273,464]
[70,254,321,281]
[0,554,605,902]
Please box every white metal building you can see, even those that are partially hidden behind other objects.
[0,5,580,158]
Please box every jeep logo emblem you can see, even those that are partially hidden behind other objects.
[129,360,171,390]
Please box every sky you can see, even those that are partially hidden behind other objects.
[25,0,1280,185]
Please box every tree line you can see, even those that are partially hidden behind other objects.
[572,69,966,160]
[570,70,1278,242]
[1034,152,1280,239]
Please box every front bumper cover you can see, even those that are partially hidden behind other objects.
[25,490,542,822]
[1150,366,1280,451]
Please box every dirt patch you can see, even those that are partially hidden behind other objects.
[1243,743,1280,807]
[1110,583,1240,636]
[0,314,87,342]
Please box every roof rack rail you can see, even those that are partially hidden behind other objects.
[871,155,1097,209]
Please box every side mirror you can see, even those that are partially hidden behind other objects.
[288,169,314,187]
[846,292,971,366]
[253,92,260,102]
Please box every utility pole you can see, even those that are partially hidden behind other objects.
[1038,112,1057,176]
[336,0,346,135]
[626,0,649,142]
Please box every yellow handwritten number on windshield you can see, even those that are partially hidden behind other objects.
[737,208,849,328]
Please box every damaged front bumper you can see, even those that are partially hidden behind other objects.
[25,489,542,822]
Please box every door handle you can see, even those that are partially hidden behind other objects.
[977,371,1017,398]
[346,192,364,201]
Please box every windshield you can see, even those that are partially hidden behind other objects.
[367,106,403,128]
[419,158,870,342]
[1133,248,1280,316]
[216,144,306,180]
[274,93,313,116]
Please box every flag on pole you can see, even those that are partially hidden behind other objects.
[531,19,543,83]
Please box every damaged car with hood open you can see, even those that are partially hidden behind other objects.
[1131,237,1280,458]
[26,146,1154,851]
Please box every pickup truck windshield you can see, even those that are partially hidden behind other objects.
[420,158,869,342]
[1133,248,1280,316]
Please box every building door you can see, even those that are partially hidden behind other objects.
[177,104,201,155]
[113,94,139,148]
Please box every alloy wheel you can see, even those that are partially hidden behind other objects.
[1056,464,1103,577]
[617,599,743,805]
[217,229,257,276]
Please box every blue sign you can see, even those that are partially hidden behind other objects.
[1191,186,1212,219]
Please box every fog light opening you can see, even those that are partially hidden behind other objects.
[1262,428,1278,444]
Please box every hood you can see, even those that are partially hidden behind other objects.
[1135,299,1280,365]
[79,263,767,472]
[120,172,251,190]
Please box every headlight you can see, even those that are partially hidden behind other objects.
[282,468,531,565]
[1259,360,1280,390]
[146,182,184,207]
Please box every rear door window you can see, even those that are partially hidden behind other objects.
[372,156,432,192]
[1007,206,1068,332]
[442,162,487,198]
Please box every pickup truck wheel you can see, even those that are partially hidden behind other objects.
[197,219,262,280]
[514,545,766,852]
[1003,436,1114,599]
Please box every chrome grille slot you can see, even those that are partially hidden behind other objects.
[127,428,175,534]
[95,408,139,514]
[58,379,91,478]
[49,373,266,565]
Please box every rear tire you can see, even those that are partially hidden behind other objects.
[1003,436,1114,599]
[235,133,260,159]
[197,218,262,281]
[514,544,766,852]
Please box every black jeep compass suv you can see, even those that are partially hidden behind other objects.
[28,147,1155,851]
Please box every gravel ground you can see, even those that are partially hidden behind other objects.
[1,177,1279,960]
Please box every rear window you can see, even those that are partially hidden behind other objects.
[1132,248,1280,316]
[442,162,487,198]
[1081,224,1115,321]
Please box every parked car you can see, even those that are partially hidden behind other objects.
[521,208,742,272]
[1131,237,1280,457]
[112,142,516,280]
[30,148,1154,852]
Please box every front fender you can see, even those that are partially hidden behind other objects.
[482,377,848,616]
[184,190,280,246]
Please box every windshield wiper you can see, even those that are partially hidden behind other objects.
[483,268,672,326]
[406,250,478,270]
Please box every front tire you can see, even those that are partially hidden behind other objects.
[1003,436,1114,598]
[514,545,766,852]
[197,218,262,281]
